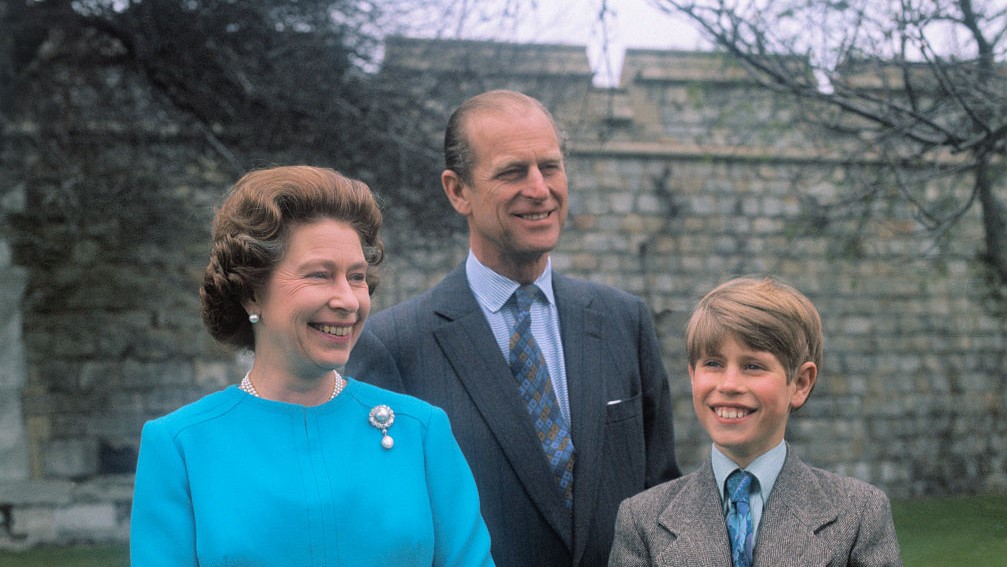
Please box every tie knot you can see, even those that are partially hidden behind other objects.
[726,470,755,504]
[513,285,540,314]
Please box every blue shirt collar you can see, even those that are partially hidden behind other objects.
[465,251,554,312]
[712,440,787,503]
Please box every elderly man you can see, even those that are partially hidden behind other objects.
[347,89,681,566]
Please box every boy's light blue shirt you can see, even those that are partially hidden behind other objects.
[465,251,571,424]
[712,440,788,542]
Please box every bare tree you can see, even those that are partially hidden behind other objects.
[2,0,524,238]
[653,0,1007,284]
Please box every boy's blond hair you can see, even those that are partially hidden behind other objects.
[686,276,823,386]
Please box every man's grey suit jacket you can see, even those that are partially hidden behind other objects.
[346,263,681,566]
[609,446,903,566]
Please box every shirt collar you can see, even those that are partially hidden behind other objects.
[465,251,554,312]
[712,440,787,502]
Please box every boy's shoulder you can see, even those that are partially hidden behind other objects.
[619,466,715,519]
[789,457,891,505]
[624,451,891,514]
[619,449,892,520]
[756,451,901,565]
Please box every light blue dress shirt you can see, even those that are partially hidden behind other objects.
[465,251,571,424]
[712,440,788,543]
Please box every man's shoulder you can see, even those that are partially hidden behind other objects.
[370,287,435,319]
[367,277,461,327]
[552,273,644,307]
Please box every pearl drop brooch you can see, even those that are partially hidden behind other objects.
[369,404,396,450]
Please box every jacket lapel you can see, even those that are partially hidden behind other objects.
[655,460,733,567]
[554,274,608,562]
[430,266,574,548]
[641,449,843,566]
[754,449,838,565]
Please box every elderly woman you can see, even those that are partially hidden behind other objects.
[130,166,493,566]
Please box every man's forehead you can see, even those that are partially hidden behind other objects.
[469,113,560,157]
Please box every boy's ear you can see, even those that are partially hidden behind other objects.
[441,170,472,216]
[790,361,817,410]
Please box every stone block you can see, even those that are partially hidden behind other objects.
[194,360,232,388]
[570,253,599,271]
[0,182,26,214]
[0,480,74,506]
[0,397,29,481]
[688,195,716,215]
[635,193,662,214]
[54,503,118,535]
[610,192,633,213]
[983,471,1007,493]
[570,214,597,231]
[44,438,99,478]
[10,506,57,542]
[618,214,647,234]
[74,475,135,504]
[0,268,27,324]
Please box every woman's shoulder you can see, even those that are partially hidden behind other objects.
[143,386,245,435]
[343,379,443,424]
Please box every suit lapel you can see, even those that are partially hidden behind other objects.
[640,449,845,567]
[655,461,733,567]
[430,267,574,548]
[753,448,839,566]
[554,275,608,561]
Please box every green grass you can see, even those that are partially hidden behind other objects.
[893,494,1007,566]
[0,495,1003,565]
[0,544,127,567]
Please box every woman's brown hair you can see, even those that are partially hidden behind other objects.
[200,165,384,350]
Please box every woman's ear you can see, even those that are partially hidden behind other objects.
[242,292,259,319]
[790,361,817,410]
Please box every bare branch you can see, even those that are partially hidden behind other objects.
[652,0,1007,282]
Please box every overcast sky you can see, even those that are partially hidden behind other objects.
[509,0,704,49]
[522,0,707,84]
[426,0,710,86]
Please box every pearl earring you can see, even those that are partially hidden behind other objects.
[249,313,260,324]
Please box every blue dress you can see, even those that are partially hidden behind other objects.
[130,379,494,566]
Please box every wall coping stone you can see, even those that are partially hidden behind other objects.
[0,477,134,507]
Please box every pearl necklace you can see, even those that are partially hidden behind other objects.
[239,371,346,401]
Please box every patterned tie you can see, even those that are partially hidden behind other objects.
[509,285,575,510]
[726,469,756,567]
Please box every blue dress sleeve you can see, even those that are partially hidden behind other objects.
[424,407,495,567]
[130,419,198,566]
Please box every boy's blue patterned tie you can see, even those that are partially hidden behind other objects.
[509,285,575,510]
[726,469,756,567]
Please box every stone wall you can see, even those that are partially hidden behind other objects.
[0,30,244,546]
[0,159,30,484]
[0,37,1004,548]
[373,43,1007,496]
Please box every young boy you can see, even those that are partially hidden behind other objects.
[609,276,902,567]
